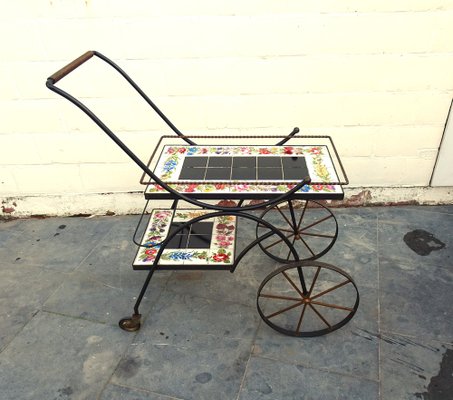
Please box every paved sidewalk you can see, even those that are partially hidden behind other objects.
[0,206,452,400]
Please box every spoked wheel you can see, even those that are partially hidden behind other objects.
[256,200,338,262]
[257,261,359,337]
[119,314,141,332]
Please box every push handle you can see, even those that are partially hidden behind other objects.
[47,50,95,84]
[276,127,300,146]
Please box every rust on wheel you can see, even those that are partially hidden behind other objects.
[256,200,338,263]
[257,261,359,337]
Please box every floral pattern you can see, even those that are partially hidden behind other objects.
[150,145,342,197]
[134,209,236,267]
[137,210,173,263]
[210,215,235,264]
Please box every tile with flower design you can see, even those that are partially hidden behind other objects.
[145,145,344,199]
[133,209,236,269]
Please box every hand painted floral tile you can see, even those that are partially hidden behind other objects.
[147,144,343,197]
[133,209,174,266]
[146,182,343,196]
[153,145,338,182]
[209,215,236,265]
[133,209,237,268]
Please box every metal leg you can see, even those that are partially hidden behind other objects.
[118,266,156,332]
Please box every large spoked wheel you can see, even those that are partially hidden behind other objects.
[257,261,359,337]
[256,200,338,262]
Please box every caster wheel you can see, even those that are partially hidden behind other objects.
[119,314,141,332]
[256,200,338,262]
[257,261,359,337]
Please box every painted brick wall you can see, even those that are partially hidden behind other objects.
[1,0,453,197]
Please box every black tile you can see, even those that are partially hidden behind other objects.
[182,157,208,168]
[257,168,283,180]
[258,157,282,168]
[187,234,212,249]
[166,234,188,249]
[208,157,232,168]
[178,167,206,180]
[168,223,190,236]
[283,168,308,181]
[190,222,214,235]
[231,168,257,180]
[205,168,231,180]
[281,156,307,169]
[232,157,256,168]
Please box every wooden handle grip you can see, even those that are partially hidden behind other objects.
[48,51,95,84]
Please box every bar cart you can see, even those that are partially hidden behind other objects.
[46,51,358,337]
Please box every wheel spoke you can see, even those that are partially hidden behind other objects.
[257,223,294,234]
[286,233,298,261]
[296,200,309,230]
[311,280,351,300]
[299,214,333,233]
[260,293,302,302]
[282,271,305,297]
[276,205,296,230]
[308,303,332,328]
[278,227,298,234]
[300,232,335,239]
[296,303,308,333]
[310,300,354,312]
[298,235,316,257]
[263,233,295,251]
[266,300,304,319]
[308,267,321,297]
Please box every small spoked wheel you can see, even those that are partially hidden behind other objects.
[119,314,141,332]
[256,200,338,262]
[257,261,359,337]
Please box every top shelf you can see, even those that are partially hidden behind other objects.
[142,135,348,200]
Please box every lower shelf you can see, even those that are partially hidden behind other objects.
[132,209,237,270]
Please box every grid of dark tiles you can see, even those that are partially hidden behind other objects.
[178,156,309,181]
[165,221,213,249]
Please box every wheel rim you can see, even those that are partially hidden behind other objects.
[257,261,359,337]
[256,200,338,263]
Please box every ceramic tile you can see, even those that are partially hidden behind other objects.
[134,210,236,267]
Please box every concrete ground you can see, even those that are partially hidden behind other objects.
[0,205,451,400]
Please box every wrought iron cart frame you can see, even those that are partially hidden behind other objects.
[46,51,358,337]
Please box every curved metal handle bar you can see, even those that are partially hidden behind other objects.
[46,51,310,212]
[47,51,194,145]
[132,209,301,315]
[132,200,151,247]
[276,127,300,146]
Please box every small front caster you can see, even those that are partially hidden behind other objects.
[119,313,141,332]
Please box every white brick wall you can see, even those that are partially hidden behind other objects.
[1,1,453,202]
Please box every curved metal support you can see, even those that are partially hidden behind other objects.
[130,210,301,317]
[46,51,311,213]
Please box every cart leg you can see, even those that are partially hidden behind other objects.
[119,267,156,332]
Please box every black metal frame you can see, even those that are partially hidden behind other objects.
[46,51,358,337]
